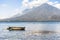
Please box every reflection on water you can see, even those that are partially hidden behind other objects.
[0,22,60,40]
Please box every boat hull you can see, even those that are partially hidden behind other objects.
[7,27,25,31]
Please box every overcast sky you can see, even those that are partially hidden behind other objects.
[0,0,60,19]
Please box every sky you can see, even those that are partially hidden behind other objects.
[0,0,60,19]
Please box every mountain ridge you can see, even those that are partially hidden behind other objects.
[0,3,60,22]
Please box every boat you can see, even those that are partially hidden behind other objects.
[7,27,25,31]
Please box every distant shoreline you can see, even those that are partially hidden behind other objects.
[0,21,60,22]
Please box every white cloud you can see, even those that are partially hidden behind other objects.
[1,4,8,7]
[21,0,48,9]
[21,0,60,10]
[54,4,60,9]
[16,0,48,15]
[47,2,54,5]
[47,1,60,9]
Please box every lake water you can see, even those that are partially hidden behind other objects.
[0,22,60,40]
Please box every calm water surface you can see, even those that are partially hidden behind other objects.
[0,22,60,40]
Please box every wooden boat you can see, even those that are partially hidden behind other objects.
[7,27,25,31]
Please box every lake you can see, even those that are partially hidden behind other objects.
[0,22,60,40]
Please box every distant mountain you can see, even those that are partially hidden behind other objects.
[1,3,60,22]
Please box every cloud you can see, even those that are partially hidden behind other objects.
[54,4,60,8]
[1,4,8,7]
[21,0,48,9]
[21,0,60,10]
[47,2,54,5]
[47,1,60,9]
